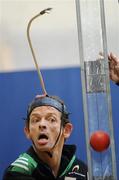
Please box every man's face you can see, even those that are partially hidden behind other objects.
[25,106,64,152]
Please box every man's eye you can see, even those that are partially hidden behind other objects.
[32,119,39,123]
[48,117,56,122]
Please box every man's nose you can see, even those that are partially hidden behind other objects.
[39,119,47,129]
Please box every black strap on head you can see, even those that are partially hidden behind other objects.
[27,95,69,122]
[45,99,65,158]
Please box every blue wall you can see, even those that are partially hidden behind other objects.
[0,67,118,179]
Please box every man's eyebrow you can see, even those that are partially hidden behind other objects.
[30,112,58,117]
[30,113,41,118]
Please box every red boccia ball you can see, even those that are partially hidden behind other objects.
[90,130,110,152]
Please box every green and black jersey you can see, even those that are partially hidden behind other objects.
[3,145,88,180]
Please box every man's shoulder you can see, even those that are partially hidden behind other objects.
[70,156,88,179]
[62,145,88,178]
[5,153,38,175]
[62,155,88,179]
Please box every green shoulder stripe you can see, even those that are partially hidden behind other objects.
[9,153,38,175]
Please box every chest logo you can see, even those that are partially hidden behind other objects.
[72,165,79,172]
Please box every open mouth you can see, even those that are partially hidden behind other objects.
[38,134,48,140]
[38,134,49,145]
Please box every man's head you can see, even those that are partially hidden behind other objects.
[26,95,70,127]
[24,95,73,153]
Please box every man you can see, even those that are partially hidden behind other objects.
[3,95,88,179]
[108,52,119,85]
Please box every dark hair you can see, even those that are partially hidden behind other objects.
[26,95,70,127]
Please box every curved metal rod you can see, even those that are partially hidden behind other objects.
[27,8,52,95]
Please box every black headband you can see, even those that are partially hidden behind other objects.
[27,96,69,119]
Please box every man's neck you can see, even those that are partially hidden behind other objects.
[35,148,62,177]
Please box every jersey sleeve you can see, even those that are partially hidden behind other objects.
[3,153,38,179]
